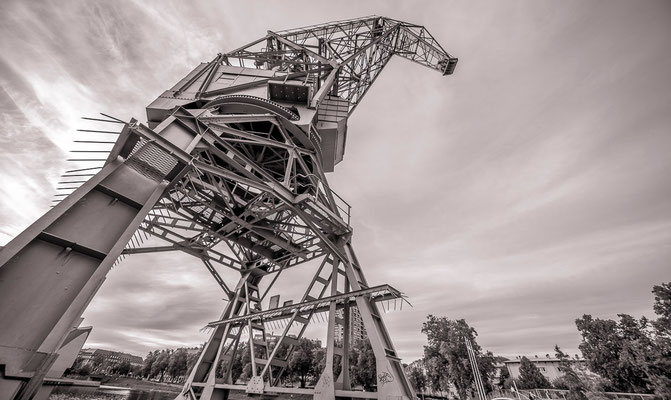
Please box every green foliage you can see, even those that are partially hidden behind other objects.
[649,283,671,397]
[110,360,132,376]
[131,364,142,377]
[406,360,427,393]
[78,364,92,376]
[653,282,671,334]
[552,376,570,391]
[516,356,552,390]
[202,335,374,389]
[230,342,247,383]
[498,366,510,389]
[142,350,158,378]
[64,356,91,377]
[90,353,106,372]
[167,348,188,380]
[421,315,496,400]
[151,350,171,382]
[576,314,651,393]
[141,347,200,383]
[477,351,497,393]
[554,346,587,400]
[185,349,200,377]
[350,339,376,391]
[575,281,671,397]
[312,346,342,384]
[287,338,320,388]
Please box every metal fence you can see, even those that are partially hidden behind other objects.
[419,389,656,400]
[508,388,654,400]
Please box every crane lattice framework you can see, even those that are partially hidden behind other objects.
[0,16,457,400]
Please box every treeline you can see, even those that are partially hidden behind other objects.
[65,347,202,381]
[138,338,379,387]
[64,339,378,387]
[404,282,671,400]
[209,337,378,389]
[142,348,201,383]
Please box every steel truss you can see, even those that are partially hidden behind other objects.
[210,16,457,114]
[0,16,456,400]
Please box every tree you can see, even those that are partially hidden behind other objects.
[111,360,132,376]
[64,356,93,377]
[186,347,201,376]
[477,351,497,393]
[653,282,671,334]
[421,316,451,393]
[90,353,107,373]
[143,350,158,378]
[287,338,319,388]
[64,356,84,376]
[569,281,671,397]
[151,350,171,382]
[575,314,620,389]
[78,363,92,376]
[311,345,342,386]
[498,366,511,390]
[516,356,551,389]
[229,342,247,383]
[350,339,376,391]
[551,376,570,390]
[130,364,142,377]
[421,316,495,400]
[575,314,651,392]
[168,348,188,382]
[554,346,586,400]
[648,282,671,397]
[406,360,427,394]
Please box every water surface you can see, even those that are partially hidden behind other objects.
[50,386,177,400]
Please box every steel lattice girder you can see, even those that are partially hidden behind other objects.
[206,284,405,327]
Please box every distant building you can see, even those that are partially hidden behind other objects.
[78,348,143,370]
[185,346,202,356]
[335,306,366,343]
[505,356,585,383]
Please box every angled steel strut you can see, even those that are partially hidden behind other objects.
[0,16,457,400]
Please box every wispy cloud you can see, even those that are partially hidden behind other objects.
[1,0,670,362]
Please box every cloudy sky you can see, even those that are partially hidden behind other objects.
[1,0,670,362]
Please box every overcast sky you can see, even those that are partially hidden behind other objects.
[1,0,670,362]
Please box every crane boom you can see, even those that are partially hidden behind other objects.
[148,16,457,171]
[225,15,458,114]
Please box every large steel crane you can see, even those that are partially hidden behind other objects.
[0,16,457,400]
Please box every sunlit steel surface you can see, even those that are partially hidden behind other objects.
[0,16,456,400]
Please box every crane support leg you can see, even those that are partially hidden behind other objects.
[0,136,186,399]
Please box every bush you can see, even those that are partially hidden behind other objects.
[552,377,570,390]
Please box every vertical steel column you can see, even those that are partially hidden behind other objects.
[341,242,417,400]
[335,275,352,391]
[314,258,340,400]
[186,281,245,400]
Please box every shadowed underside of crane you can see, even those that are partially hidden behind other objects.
[0,16,456,400]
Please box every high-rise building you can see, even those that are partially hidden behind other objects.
[335,306,367,343]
